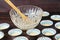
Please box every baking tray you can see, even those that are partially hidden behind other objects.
[0,12,60,40]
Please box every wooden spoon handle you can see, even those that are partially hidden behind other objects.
[4,0,27,20]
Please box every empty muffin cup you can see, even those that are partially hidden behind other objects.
[50,15,60,21]
[26,29,40,36]
[40,20,53,26]
[13,36,28,40]
[8,28,22,36]
[55,34,60,40]
[37,36,51,40]
[0,31,4,39]
[42,28,56,36]
[42,11,50,17]
[0,23,10,30]
[55,22,60,29]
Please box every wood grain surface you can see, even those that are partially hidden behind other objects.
[0,0,60,12]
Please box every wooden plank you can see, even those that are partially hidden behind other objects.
[0,0,60,12]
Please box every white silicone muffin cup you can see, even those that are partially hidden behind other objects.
[51,15,60,21]
[42,11,50,17]
[40,20,53,26]
[0,23,10,30]
[0,31,4,39]
[42,28,56,36]
[37,36,51,40]
[13,36,28,40]
[8,28,22,36]
[55,34,60,40]
[55,22,60,29]
[26,29,40,36]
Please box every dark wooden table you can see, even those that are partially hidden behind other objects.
[0,0,60,40]
[0,0,60,12]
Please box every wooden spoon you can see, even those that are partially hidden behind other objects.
[4,0,27,20]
